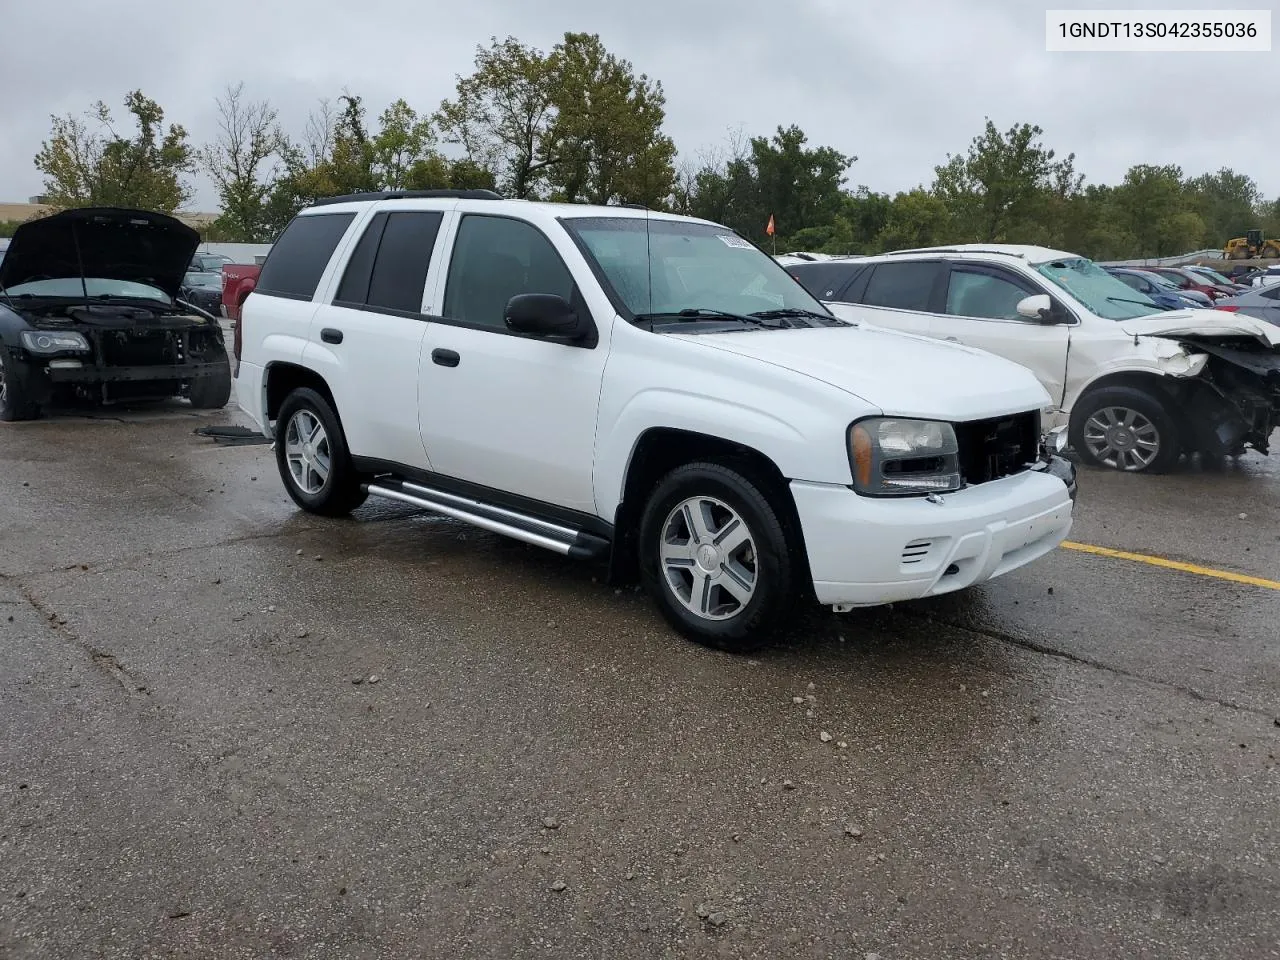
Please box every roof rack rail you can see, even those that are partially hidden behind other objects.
[884,246,1027,259]
[310,189,504,206]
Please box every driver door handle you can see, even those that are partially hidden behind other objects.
[432,348,460,367]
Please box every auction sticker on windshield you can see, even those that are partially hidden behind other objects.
[717,235,756,250]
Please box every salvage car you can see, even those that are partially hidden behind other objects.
[180,270,225,315]
[0,207,231,421]
[787,245,1280,472]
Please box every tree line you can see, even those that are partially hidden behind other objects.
[11,31,1280,260]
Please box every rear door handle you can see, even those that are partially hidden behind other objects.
[432,348,460,367]
[321,328,343,344]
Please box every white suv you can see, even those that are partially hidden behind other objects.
[234,192,1076,651]
[788,245,1280,473]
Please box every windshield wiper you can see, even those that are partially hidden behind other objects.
[1105,296,1162,310]
[749,307,849,327]
[633,308,773,328]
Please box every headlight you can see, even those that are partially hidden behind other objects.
[20,330,91,354]
[848,417,962,496]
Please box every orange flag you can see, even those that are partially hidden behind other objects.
[765,214,776,236]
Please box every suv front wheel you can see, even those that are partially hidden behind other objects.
[1069,384,1181,473]
[638,462,796,652]
[274,387,368,515]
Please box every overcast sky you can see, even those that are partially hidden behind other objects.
[1,0,1273,211]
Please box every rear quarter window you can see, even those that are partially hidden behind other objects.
[256,212,356,300]
[860,261,944,311]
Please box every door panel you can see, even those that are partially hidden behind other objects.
[418,213,608,513]
[930,264,1071,409]
[307,208,442,469]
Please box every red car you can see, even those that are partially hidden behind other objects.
[1145,266,1232,301]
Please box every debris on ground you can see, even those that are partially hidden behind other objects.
[193,425,271,446]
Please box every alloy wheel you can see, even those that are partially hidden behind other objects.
[1083,406,1160,470]
[284,409,331,494]
[659,496,758,621]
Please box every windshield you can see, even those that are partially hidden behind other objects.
[562,217,831,321]
[184,271,222,289]
[1035,257,1162,319]
[3,277,171,302]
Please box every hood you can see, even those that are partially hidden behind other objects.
[1117,310,1280,348]
[669,324,1051,422]
[0,207,200,298]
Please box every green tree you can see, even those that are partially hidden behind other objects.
[1185,168,1260,246]
[200,83,288,241]
[1111,164,1203,256]
[435,36,560,198]
[931,119,1075,243]
[681,125,855,248]
[874,189,956,250]
[544,32,676,207]
[372,98,440,190]
[34,90,193,212]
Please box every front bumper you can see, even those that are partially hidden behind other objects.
[793,463,1075,609]
[44,360,227,383]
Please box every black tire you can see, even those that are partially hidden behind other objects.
[0,349,41,422]
[1068,385,1181,473]
[638,461,798,653]
[274,387,367,516]
[188,346,232,409]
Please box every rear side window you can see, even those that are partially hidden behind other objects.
[789,262,864,300]
[335,211,443,314]
[257,213,355,300]
[860,261,943,312]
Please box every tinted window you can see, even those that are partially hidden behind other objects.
[335,213,387,306]
[367,212,442,313]
[257,212,355,300]
[944,269,1034,320]
[860,261,942,311]
[442,215,575,329]
[788,262,863,300]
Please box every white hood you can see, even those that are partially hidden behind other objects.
[1118,310,1280,348]
[670,324,1051,422]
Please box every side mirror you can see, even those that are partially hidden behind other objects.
[1016,294,1055,322]
[505,293,587,340]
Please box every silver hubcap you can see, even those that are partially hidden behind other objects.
[0,354,7,405]
[284,410,331,494]
[1083,406,1160,470]
[659,496,758,621]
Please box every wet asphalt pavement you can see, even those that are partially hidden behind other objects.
[2,403,1279,960]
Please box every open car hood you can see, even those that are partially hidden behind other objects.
[1118,310,1280,349]
[0,207,200,299]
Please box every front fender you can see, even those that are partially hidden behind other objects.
[1063,340,1207,412]
[593,385,862,521]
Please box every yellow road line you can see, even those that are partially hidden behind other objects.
[1060,541,1280,591]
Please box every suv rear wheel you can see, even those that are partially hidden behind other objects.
[638,462,796,652]
[274,387,367,515]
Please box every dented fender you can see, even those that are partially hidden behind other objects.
[1062,335,1209,413]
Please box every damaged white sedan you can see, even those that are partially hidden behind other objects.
[787,245,1280,472]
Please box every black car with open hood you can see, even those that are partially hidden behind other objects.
[0,207,231,421]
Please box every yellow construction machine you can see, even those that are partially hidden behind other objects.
[1223,229,1280,259]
